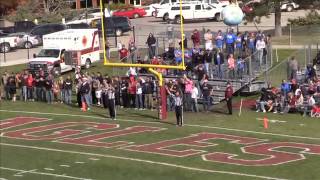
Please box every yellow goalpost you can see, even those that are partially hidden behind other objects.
[99,0,186,79]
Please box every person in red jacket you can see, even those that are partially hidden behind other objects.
[119,44,128,62]
[191,29,200,47]
[26,74,34,101]
[225,81,233,115]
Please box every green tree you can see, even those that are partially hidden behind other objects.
[243,0,318,37]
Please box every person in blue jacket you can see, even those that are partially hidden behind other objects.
[281,79,291,97]
[225,30,236,55]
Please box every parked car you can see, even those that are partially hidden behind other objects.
[280,0,299,12]
[7,32,40,49]
[66,14,101,25]
[0,30,9,37]
[94,16,132,36]
[168,3,223,23]
[241,1,261,15]
[0,21,36,34]
[0,36,18,53]
[242,0,299,15]
[66,23,91,29]
[143,5,156,16]
[112,7,147,19]
[29,24,66,39]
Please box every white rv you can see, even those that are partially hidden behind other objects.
[28,29,100,76]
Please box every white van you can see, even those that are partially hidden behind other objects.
[28,29,100,76]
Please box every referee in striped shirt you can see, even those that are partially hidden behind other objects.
[173,91,183,127]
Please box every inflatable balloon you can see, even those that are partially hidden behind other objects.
[222,3,244,26]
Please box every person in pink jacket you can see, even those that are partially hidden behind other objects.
[227,54,235,79]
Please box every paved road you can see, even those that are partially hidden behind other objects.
[0,10,311,67]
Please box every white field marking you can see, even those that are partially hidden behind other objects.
[256,118,287,123]
[122,133,268,158]
[88,158,100,161]
[0,166,93,180]
[60,165,70,167]
[0,143,288,180]
[13,169,37,176]
[44,168,55,171]
[0,178,8,180]
[202,142,308,166]
[0,109,319,141]
[75,161,85,164]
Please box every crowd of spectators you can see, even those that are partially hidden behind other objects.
[255,52,320,118]
[117,28,271,80]
[1,28,271,115]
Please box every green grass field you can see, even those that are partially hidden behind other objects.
[1,99,320,180]
[1,49,320,180]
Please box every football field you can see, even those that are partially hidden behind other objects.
[1,100,320,180]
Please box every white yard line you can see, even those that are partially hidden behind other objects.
[0,167,92,180]
[0,109,319,141]
[60,165,70,167]
[44,168,55,171]
[14,169,37,176]
[0,143,287,180]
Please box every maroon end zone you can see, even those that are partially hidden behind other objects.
[1,116,320,166]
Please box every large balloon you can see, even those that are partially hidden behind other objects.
[222,3,244,26]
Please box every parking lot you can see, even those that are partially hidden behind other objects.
[0,9,309,67]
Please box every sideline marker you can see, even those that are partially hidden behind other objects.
[263,117,269,129]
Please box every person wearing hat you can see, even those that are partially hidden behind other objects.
[225,81,234,115]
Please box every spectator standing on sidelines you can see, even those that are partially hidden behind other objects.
[256,37,266,68]
[215,30,224,51]
[225,30,236,55]
[227,54,235,79]
[146,33,156,59]
[191,83,199,112]
[21,71,28,102]
[214,49,224,79]
[58,76,64,103]
[64,76,72,105]
[225,81,233,115]
[128,40,137,63]
[173,91,183,127]
[119,44,128,62]
[191,29,200,47]
[107,82,116,120]
[45,75,54,104]
[26,73,34,101]
[289,56,298,80]
[204,29,213,51]
[202,79,212,112]
[80,77,91,111]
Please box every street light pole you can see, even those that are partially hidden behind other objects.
[85,0,88,24]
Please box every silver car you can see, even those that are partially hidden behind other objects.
[7,32,40,49]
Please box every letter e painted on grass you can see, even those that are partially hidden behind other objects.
[124,133,264,157]
[203,142,320,166]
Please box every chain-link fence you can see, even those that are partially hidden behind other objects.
[266,43,320,86]
[271,25,320,45]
